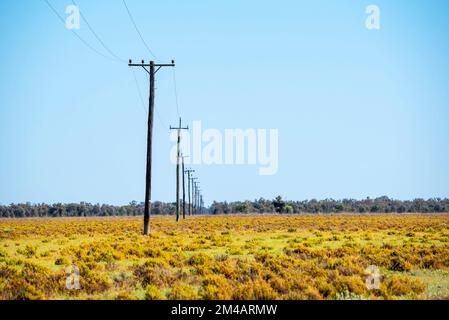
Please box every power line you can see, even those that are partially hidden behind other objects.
[63,1,166,127]
[172,68,181,118]
[43,0,114,62]
[122,0,159,60]
[71,0,126,63]
[130,68,148,115]
[130,69,168,129]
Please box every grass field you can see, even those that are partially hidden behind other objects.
[1,214,448,300]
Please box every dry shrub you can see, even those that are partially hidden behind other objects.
[168,284,199,300]
[314,277,336,298]
[187,253,214,276]
[144,247,168,259]
[188,253,213,266]
[0,259,61,299]
[77,262,113,294]
[167,252,188,268]
[214,254,229,262]
[235,259,262,282]
[16,244,37,258]
[145,284,165,300]
[303,286,323,300]
[380,276,426,299]
[115,291,138,300]
[112,271,138,291]
[284,244,316,260]
[333,275,367,297]
[200,273,233,299]
[133,258,175,287]
[211,260,236,279]
[255,253,297,276]
[232,280,277,300]
[54,256,70,266]
[268,277,292,295]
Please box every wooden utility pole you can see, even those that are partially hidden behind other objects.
[197,188,201,214]
[191,182,194,214]
[198,187,201,214]
[170,118,188,222]
[194,181,199,215]
[185,169,195,216]
[200,194,204,214]
[180,155,189,219]
[128,59,175,235]
[192,178,198,215]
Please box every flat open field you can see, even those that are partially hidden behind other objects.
[1,214,448,300]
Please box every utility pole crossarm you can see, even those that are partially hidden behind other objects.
[169,118,189,130]
[128,60,175,67]
[128,60,175,75]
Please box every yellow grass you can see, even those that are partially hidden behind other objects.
[0,214,448,300]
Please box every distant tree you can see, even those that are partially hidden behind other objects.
[272,196,286,213]
[285,204,294,213]
[235,202,249,213]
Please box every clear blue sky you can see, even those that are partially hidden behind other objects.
[1,0,448,205]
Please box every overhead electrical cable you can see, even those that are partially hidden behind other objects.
[130,69,168,129]
[172,68,181,118]
[122,0,159,61]
[71,0,126,63]
[43,0,114,62]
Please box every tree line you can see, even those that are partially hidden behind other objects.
[0,196,448,218]
[210,196,449,214]
[0,201,180,218]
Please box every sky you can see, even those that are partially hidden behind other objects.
[0,0,448,206]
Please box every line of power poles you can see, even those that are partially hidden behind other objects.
[128,59,204,235]
[190,176,203,215]
[171,117,204,220]
[184,167,202,216]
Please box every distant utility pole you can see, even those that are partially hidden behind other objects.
[192,178,198,214]
[180,155,189,219]
[185,169,195,216]
[193,181,198,214]
[170,118,188,222]
[196,184,200,215]
[197,188,202,214]
[200,194,204,214]
[128,59,175,235]
[195,182,200,215]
